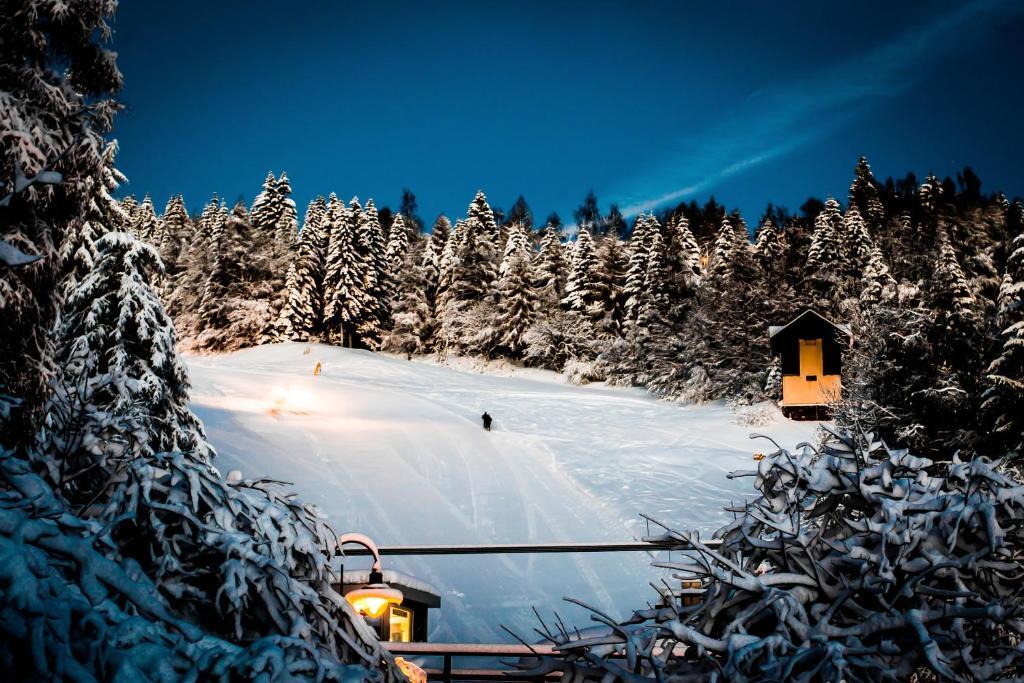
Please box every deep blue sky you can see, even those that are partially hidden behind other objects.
[111,0,1024,229]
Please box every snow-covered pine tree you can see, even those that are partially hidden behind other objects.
[594,235,629,334]
[665,214,702,296]
[561,226,601,319]
[806,197,843,274]
[193,194,220,253]
[860,243,896,306]
[358,198,388,347]
[58,139,128,298]
[157,193,190,275]
[435,218,462,314]
[930,229,977,329]
[848,155,885,229]
[495,223,537,356]
[422,215,451,307]
[324,198,368,347]
[754,215,785,287]
[279,195,328,340]
[709,215,739,281]
[383,242,436,357]
[249,171,276,230]
[385,213,411,290]
[623,214,654,323]
[646,229,670,307]
[194,205,280,351]
[764,355,782,400]
[1,0,123,450]
[45,232,213,503]
[618,228,676,394]
[273,172,299,244]
[535,223,567,306]
[844,229,984,458]
[841,205,873,278]
[804,197,846,306]
[982,223,1024,456]
[918,172,945,216]
[452,192,500,302]
[277,262,301,340]
[468,189,501,242]
[119,194,139,232]
[132,193,158,243]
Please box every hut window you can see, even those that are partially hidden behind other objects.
[388,606,412,643]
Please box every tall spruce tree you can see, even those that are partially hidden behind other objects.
[982,223,1024,455]
[710,216,739,281]
[157,193,190,274]
[324,199,368,347]
[47,232,213,504]
[595,236,629,334]
[496,223,536,356]
[623,214,655,322]
[59,140,128,298]
[385,213,411,289]
[132,194,158,243]
[754,216,785,276]
[535,224,567,305]
[666,214,702,297]
[562,226,601,319]
[358,199,389,347]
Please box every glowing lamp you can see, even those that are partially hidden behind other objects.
[345,579,403,618]
[338,533,403,619]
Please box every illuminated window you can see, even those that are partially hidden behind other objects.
[389,606,412,642]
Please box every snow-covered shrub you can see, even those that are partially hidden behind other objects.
[522,310,598,372]
[0,445,392,681]
[528,426,1024,681]
[563,359,604,385]
[99,450,393,674]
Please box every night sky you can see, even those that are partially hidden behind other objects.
[111,0,1024,228]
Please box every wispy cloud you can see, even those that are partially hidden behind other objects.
[616,0,1019,216]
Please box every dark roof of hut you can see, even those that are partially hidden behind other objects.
[769,310,851,355]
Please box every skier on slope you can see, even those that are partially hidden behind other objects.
[481,412,493,431]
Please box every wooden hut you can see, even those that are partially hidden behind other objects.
[768,310,851,418]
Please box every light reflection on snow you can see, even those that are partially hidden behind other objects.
[268,385,315,416]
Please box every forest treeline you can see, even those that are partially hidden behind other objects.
[117,159,1024,461]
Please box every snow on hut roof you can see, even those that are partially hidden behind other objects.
[341,569,442,606]
[769,310,851,339]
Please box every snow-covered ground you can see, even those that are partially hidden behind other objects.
[186,343,821,642]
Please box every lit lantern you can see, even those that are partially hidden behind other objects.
[345,576,404,618]
[336,534,440,642]
[337,533,404,619]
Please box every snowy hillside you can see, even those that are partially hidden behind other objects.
[187,343,821,642]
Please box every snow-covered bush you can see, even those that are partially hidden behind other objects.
[528,426,1024,681]
[0,447,390,680]
[99,449,394,674]
[522,310,598,372]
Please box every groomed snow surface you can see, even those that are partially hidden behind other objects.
[187,343,820,642]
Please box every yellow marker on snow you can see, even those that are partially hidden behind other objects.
[313,361,322,376]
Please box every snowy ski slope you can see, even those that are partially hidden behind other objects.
[186,343,821,642]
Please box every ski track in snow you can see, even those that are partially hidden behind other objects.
[185,343,821,642]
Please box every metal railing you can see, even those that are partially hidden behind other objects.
[384,642,555,682]
[365,538,715,682]
[342,538,720,557]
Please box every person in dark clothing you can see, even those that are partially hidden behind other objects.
[481,412,493,431]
